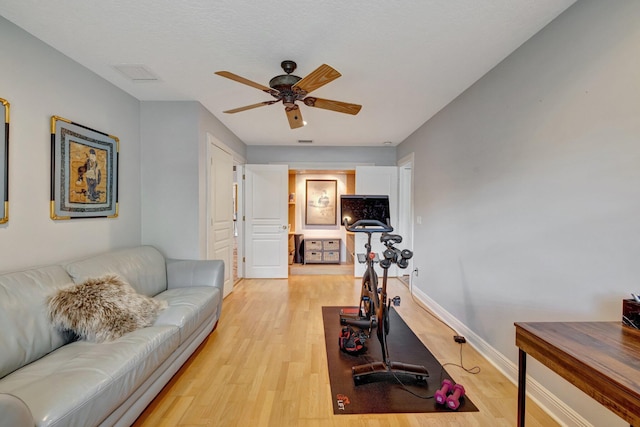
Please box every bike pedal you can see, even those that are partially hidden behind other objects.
[392,296,401,306]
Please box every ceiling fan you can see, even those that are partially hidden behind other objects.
[215,60,362,129]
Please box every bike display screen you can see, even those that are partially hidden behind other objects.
[340,195,390,227]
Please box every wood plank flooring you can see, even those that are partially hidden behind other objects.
[289,263,353,275]
[132,275,559,427]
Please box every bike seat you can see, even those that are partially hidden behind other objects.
[380,233,402,244]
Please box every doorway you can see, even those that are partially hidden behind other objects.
[397,153,414,286]
[206,134,245,297]
[288,169,355,276]
[232,165,242,284]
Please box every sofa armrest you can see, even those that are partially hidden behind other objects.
[0,394,33,427]
[166,259,224,292]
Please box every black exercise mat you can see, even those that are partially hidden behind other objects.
[322,306,479,414]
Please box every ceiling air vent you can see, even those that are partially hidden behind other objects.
[113,64,160,83]
[297,140,313,144]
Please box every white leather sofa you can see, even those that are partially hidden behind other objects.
[0,246,224,427]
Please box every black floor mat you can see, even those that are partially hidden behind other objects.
[322,306,479,415]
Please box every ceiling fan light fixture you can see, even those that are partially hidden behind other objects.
[269,74,301,90]
[282,93,297,107]
[215,60,361,130]
[281,60,297,75]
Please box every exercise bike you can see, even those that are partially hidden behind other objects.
[340,216,429,385]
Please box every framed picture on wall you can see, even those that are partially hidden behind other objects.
[50,116,119,220]
[305,179,337,225]
[0,98,9,224]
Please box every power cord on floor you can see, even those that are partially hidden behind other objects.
[383,345,480,400]
[441,343,481,375]
[390,361,479,400]
[407,268,481,378]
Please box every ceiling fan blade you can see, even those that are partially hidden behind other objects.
[215,71,272,93]
[223,101,276,114]
[285,105,304,129]
[303,97,362,115]
[292,64,341,94]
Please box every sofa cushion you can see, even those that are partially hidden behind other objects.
[154,286,221,343]
[0,325,179,427]
[48,275,168,343]
[0,266,75,380]
[64,246,167,297]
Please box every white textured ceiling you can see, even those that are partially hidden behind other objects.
[0,0,576,146]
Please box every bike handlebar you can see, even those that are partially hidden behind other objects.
[343,219,394,233]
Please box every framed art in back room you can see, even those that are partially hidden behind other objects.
[50,116,119,220]
[305,179,337,225]
[0,98,8,224]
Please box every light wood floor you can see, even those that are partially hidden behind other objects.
[133,276,559,427]
[289,262,353,275]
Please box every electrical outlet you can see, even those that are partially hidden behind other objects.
[454,335,466,344]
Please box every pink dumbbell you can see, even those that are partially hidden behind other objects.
[434,379,453,405]
[446,383,465,410]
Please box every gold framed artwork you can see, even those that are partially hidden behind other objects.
[305,179,337,225]
[0,98,8,224]
[50,116,119,219]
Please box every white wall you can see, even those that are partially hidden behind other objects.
[0,17,142,271]
[140,101,246,260]
[397,1,640,426]
[140,102,200,259]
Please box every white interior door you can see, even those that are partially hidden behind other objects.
[244,164,289,278]
[354,166,399,277]
[397,154,414,282]
[208,143,234,298]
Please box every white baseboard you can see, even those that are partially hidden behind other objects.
[410,286,592,427]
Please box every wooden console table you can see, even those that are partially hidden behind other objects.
[515,322,640,427]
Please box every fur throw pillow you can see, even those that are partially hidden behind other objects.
[48,274,168,343]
